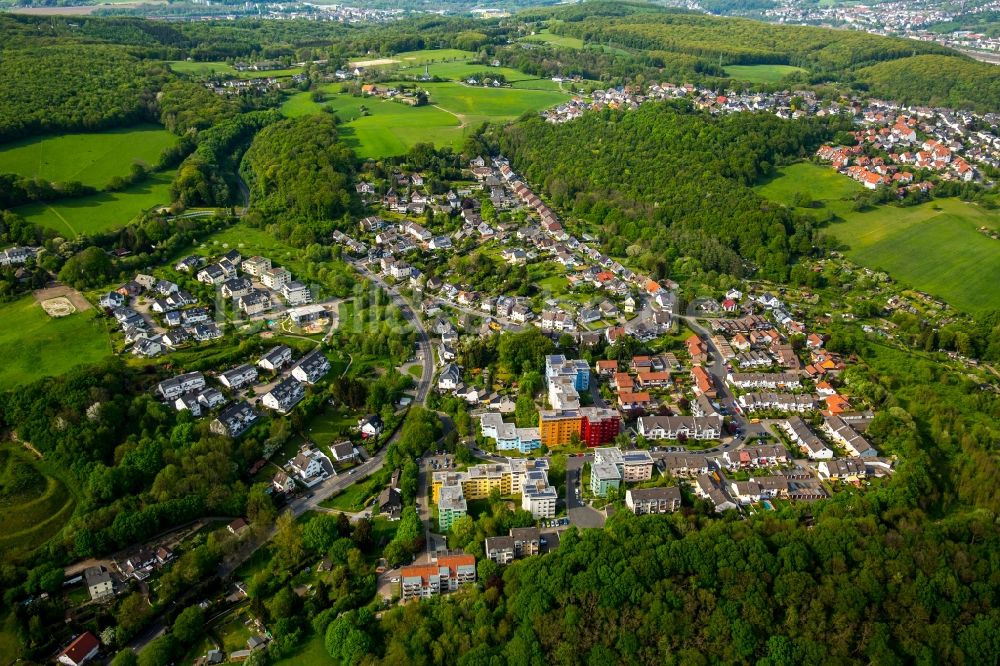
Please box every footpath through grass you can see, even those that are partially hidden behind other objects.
[14,169,176,237]
[0,124,176,188]
[757,161,1000,314]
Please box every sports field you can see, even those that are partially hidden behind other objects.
[281,78,566,158]
[724,64,807,83]
[0,296,112,387]
[14,169,175,237]
[0,124,176,188]
[758,162,1000,314]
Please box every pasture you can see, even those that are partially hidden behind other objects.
[167,60,304,79]
[0,296,112,387]
[14,169,175,236]
[757,162,1000,314]
[520,29,585,49]
[281,79,566,158]
[724,64,807,83]
[387,49,476,65]
[0,124,176,188]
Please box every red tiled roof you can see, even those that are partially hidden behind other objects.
[59,632,100,665]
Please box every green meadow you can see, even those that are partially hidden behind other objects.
[15,169,175,237]
[0,297,112,387]
[364,48,475,67]
[724,64,807,83]
[167,60,303,79]
[0,448,77,561]
[757,162,1000,314]
[0,124,176,188]
[520,30,585,49]
[281,78,566,158]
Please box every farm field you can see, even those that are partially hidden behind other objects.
[757,162,1000,314]
[367,48,475,68]
[724,64,807,83]
[282,80,565,157]
[281,91,463,157]
[0,124,176,188]
[0,296,112,387]
[417,81,567,129]
[14,169,175,237]
[520,29,585,49]
[167,60,303,79]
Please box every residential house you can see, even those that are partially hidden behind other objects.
[282,281,311,306]
[438,363,461,391]
[262,377,305,413]
[484,536,515,565]
[157,372,206,400]
[358,414,384,438]
[329,440,355,462]
[258,345,293,371]
[638,415,722,440]
[289,448,333,486]
[84,566,113,601]
[261,267,292,290]
[626,486,682,515]
[782,417,833,459]
[218,276,250,300]
[291,349,331,384]
[57,632,101,666]
[210,401,258,438]
[400,553,476,602]
[219,364,258,391]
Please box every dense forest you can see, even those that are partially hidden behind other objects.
[857,55,1000,112]
[171,109,282,207]
[498,101,846,281]
[240,115,358,233]
[0,44,167,143]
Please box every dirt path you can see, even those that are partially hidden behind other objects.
[433,105,467,129]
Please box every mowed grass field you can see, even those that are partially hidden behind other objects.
[14,169,175,236]
[0,297,112,387]
[724,64,807,83]
[758,162,1000,314]
[0,124,176,188]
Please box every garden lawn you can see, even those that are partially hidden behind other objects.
[724,64,807,83]
[0,297,112,386]
[757,162,1000,314]
[321,481,377,512]
[14,169,176,237]
[272,631,330,666]
[0,124,176,188]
